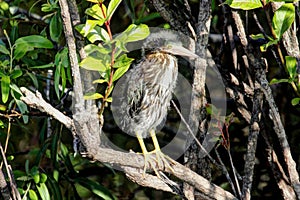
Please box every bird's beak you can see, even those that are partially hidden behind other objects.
[160,45,198,58]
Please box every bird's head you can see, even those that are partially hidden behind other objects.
[142,30,198,58]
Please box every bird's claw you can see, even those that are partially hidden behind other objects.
[140,150,175,178]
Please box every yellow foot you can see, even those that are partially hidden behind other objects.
[139,150,175,178]
[151,149,175,173]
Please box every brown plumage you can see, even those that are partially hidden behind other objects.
[118,30,197,175]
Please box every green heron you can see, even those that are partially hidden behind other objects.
[119,30,197,175]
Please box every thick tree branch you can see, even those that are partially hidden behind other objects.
[58,0,101,155]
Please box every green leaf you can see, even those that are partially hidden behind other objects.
[13,44,31,60]
[224,0,262,10]
[115,24,150,44]
[250,33,265,40]
[33,174,40,184]
[1,75,10,103]
[54,63,61,98]
[10,69,22,79]
[0,44,9,55]
[285,56,297,78]
[85,4,106,20]
[106,97,112,102]
[112,66,130,82]
[112,55,133,82]
[40,173,48,183]
[76,24,109,43]
[74,177,115,200]
[50,12,62,42]
[80,56,108,72]
[291,97,300,106]
[106,0,122,20]
[30,63,54,69]
[15,99,28,123]
[93,79,108,84]
[0,104,7,111]
[84,44,111,55]
[29,189,38,200]
[260,39,278,52]
[272,3,295,39]
[15,35,53,49]
[113,54,134,68]
[14,35,53,60]
[270,78,289,84]
[37,183,51,200]
[84,92,104,100]
[47,175,62,200]
[10,83,23,96]
[0,119,4,128]
[86,0,103,3]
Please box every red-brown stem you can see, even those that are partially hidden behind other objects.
[98,2,116,115]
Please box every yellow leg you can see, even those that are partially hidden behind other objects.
[136,132,159,176]
[137,133,148,155]
[136,131,175,177]
[150,129,161,151]
[149,129,175,172]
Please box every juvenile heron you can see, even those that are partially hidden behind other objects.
[119,30,197,175]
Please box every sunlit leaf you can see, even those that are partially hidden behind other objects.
[272,3,295,39]
[0,104,7,111]
[106,97,112,102]
[1,75,10,103]
[260,39,278,52]
[80,56,107,72]
[40,173,47,183]
[224,0,262,10]
[0,119,4,128]
[285,56,297,78]
[85,4,106,20]
[115,24,150,43]
[84,44,111,55]
[29,190,38,200]
[106,0,122,20]
[112,65,130,82]
[86,0,103,3]
[93,79,108,84]
[37,183,51,200]
[250,33,265,40]
[291,97,300,106]
[270,78,289,84]
[84,92,104,100]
